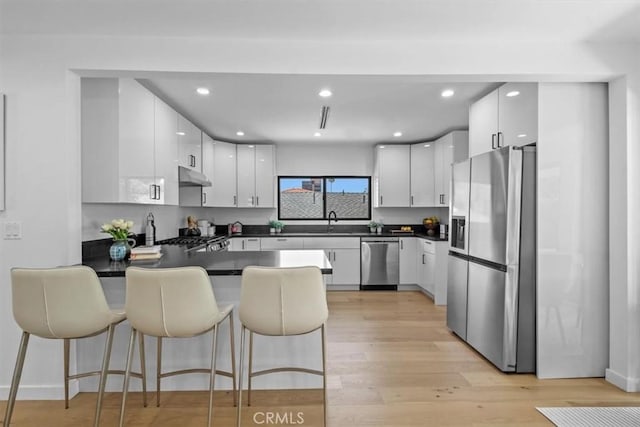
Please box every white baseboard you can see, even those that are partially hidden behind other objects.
[0,380,79,400]
[605,368,640,392]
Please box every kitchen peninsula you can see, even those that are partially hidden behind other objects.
[79,248,332,393]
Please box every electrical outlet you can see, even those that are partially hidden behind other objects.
[3,221,22,239]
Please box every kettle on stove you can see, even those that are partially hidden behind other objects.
[229,221,243,235]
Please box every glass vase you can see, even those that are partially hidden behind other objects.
[109,239,134,261]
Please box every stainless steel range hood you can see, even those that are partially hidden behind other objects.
[179,166,212,187]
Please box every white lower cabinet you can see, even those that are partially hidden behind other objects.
[417,239,448,305]
[228,237,261,251]
[399,237,417,284]
[260,237,304,250]
[303,238,360,287]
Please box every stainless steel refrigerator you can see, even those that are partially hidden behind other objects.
[446,145,536,373]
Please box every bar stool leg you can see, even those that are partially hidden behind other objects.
[207,325,219,427]
[229,313,238,407]
[64,338,70,409]
[138,332,148,407]
[156,336,162,407]
[247,331,254,406]
[321,324,327,427]
[3,331,30,427]
[236,325,246,427]
[94,324,115,427]
[119,328,137,427]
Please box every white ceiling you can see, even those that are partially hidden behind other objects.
[3,0,640,145]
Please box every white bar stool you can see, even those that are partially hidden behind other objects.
[119,266,236,427]
[237,266,329,427]
[3,265,146,427]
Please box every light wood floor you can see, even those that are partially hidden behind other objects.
[1,291,637,426]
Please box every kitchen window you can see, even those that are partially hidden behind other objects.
[278,176,371,220]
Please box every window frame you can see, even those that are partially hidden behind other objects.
[277,175,372,221]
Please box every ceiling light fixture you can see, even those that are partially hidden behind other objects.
[196,87,210,95]
[176,131,186,136]
[393,132,403,137]
[517,134,527,138]
[506,90,520,97]
[441,89,455,98]
[314,132,321,137]
[236,131,245,136]
[423,144,431,147]
[318,89,332,98]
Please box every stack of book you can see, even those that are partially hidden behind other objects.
[130,245,163,261]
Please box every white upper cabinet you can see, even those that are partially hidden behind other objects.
[469,83,538,157]
[81,78,178,205]
[374,144,411,207]
[410,143,436,207]
[434,131,468,207]
[210,140,238,207]
[153,96,179,205]
[236,144,275,208]
[177,113,202,171]
[201,133,215,207]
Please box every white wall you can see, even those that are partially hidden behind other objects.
[1,32,639,399]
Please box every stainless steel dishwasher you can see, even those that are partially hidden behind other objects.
[360,237,399,290]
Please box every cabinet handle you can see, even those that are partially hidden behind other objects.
[233,195,237,206]
[497,131,503,148]
[202,193,207,205]
[149,184,155,200]
[491,133,497,149]
[251,196,255,206]
[277,239,287,242]
[422,254,425,264]
[156,185,161,200]
[411,195,414,205]
[256,196,259,206]
[380,195,383,205]
[242,240,245,250]
[400,240,404,250]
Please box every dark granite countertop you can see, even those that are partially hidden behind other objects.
[234,231,448,242]
[83,246,332,277]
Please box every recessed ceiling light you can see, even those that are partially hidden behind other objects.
[393,132,403,137]
[248,145,254,148]
[196,87,210,95]
[318,89,332,98]
[314,132,322,137]
[517,134,527,138]
[236,131,245,136]
[441,89,455,98]
[176,131,185,136]
[380,145,386,149]
[506,90,520,97]
[423,144,431,147]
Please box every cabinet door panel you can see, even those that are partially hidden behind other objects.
[498,83,538,148]
[377,145,410,207]
[118,79,155,204]
[399,237,417,284]
[331,249,360,285]
[469,90,498,157]
[255,145,275,208]
[212,141,237,207]
[236,145,256,207]
[154,97,179,205]
[201,134,215,206]
[410,143,436,207]
[177,114,202,171]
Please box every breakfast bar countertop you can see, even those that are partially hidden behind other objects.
[83,246,333,277]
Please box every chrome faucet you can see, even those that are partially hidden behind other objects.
[327,210,338,233]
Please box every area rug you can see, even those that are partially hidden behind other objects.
[537,407,640,427]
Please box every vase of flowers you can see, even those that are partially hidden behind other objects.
[101,219,136,261]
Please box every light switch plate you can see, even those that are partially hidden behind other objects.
[3,221,22,239]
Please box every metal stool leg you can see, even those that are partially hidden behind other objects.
[94,324,115,427]
[138,332,148,407]
[156,336,162,407]
[247,331,253,406]
[119,328,137,427]
[3,331,30,427]
[321,324,327,427]
[236,325,246,427]
[229,313,238,407]
[207,325,219,427]
[64,338,70,409]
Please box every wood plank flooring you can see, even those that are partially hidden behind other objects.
[1,291,637,426]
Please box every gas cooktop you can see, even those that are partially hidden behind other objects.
[157,235,230,252]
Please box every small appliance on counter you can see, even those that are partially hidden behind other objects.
[145,212,156,246]
[228,221,243,235]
